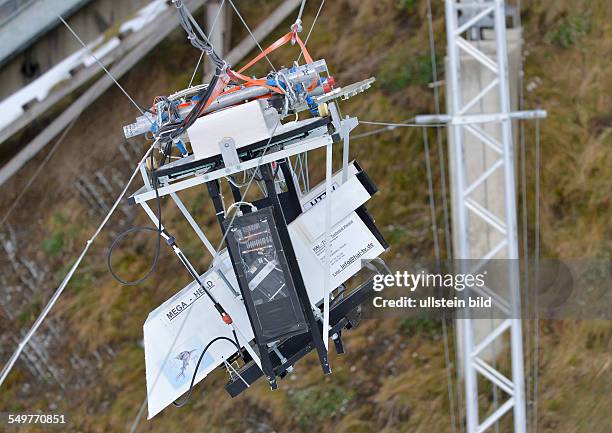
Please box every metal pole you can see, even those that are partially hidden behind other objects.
[444,0,479,430]
[436,1,534,432]
[492,2,527,431]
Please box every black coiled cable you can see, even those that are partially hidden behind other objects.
[107,67,220,285]
[107,153,163,286]
[173,331,242,408]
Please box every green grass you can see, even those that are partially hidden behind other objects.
[41,213,72,256]
[377,53,436,92]
[545,13,592,48]
[42,231,65,256]
[397,0,416,12]
[399,316,443,339]
[2,1,611,433]
[290,385,355,429]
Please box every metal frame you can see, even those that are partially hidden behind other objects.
[445,0,526,433]
[448,1,525,431]
[417,1,545,432]
[129,114,359,348]
[129,113,361,393]
[259,162,332,381]
[130,133,333,203]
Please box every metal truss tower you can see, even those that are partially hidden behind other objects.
[418,1,545,432]
[445,1,525,431]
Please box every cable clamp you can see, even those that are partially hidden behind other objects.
[291,19,303,38]
[291,20,303,45]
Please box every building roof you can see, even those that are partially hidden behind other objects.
[0,0,91,67]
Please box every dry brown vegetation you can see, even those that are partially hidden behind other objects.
[0,0,610,432]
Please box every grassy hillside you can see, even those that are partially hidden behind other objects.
[0,1,610,432]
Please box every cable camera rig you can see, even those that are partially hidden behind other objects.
[111,1,391,419]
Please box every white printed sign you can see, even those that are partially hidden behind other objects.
[310,214,383,285]
[143,254,252,420]
[303,181,340,211]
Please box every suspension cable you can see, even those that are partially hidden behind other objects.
[0,141,158,389]
[58,15,150,120]
[352,120,448,140]
[532,118,541,433]
[226,0,277,73]
[423,127,458,433]
[188,51,205,88]
[425,3,459,432]
[173,0,227,70]
[359,120,446,128]
[297,0,325,63]
[426,0,452,261]
[0,116,78,227]
[187,0,227,88]
[294,0,307,30]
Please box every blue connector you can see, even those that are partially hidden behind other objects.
[306,95,319,116]
[267,78,287,90]
[175,140,188,156]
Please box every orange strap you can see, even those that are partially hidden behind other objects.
[204,73,231,110]
[218,30,316,99]
[226,70,285,95]
[293,33,314,64]
[237,31,313,75]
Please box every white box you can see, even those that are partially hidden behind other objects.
[187,99,278,161]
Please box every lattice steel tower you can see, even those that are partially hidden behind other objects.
[418,1,546,432]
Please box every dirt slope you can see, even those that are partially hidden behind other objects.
[0,1,610,432]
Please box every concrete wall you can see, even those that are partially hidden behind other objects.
[0,0,150,100]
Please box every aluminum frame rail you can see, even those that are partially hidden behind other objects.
[446,1,524,431]
[417,1,545,432]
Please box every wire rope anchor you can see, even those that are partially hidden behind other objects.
[292,0,306,41]
[290,19,303,44]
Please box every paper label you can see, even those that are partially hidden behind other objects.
[248,260,276,291]
[310,214,378,279]
[163,277,216,324]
